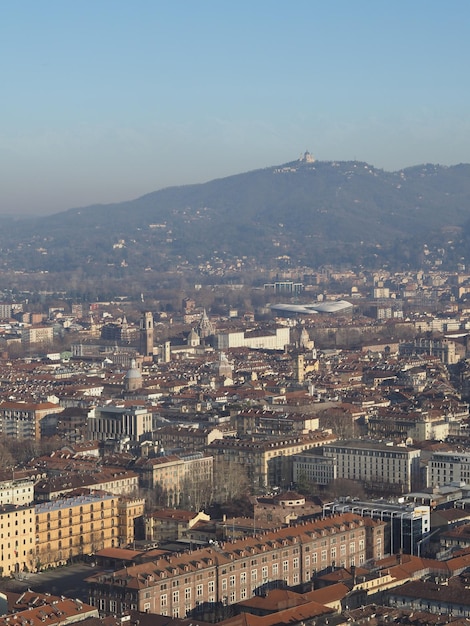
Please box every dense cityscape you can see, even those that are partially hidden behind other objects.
[2,1,470,624]
[1,262,470,624]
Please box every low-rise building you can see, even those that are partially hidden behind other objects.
[145,509,210,543]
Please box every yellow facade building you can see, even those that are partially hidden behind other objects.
[0,504,35,577]
[35,493,118,569]
[117,496,145,546]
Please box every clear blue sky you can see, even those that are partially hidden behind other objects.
[1,1,469,215]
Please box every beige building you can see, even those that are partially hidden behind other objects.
[427,451,470,487]
[117,496,145,546]
[35,493,119,568]
[0,504,35,577]
[207,431,336,489]
[138,452,213,508]
[145,509,210,543]
[21,325,54,346]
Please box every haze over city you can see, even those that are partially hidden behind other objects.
[1,0,470,215]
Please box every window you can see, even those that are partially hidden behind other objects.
[185,588,191,600]
[240,572,247,584]
[172,591,179,604]
[197,584,203,597]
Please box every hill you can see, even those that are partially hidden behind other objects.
[2,158,470,279]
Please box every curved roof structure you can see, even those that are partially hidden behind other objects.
[270,300,353,316]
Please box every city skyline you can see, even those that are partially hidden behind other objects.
[1,1,470,215]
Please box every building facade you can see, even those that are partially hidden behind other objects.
[207,432,336,489]
[0,475,35,506]
[214,327,290,351]
[323,500,430,556]
[0,504,35,577]
[322,441,422,493]
[35,493,119,568]
[427,451,470,487]
[138,452,213,508]
[86,513,385,617]
[87,405,153,442]
[0,401,63,441]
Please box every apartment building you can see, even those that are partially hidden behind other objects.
[0,504,35,577]
[0,401,63,441]
[137,452,213,508]
[21,325,53,346]
[292,450,337,486]
[427,451,470,487]
[207,431,336,489]
[86,513,385,616]
[322,440,421,493]
[232,409,319,436]
[35,493,119,568]
[0,475,35,506]
[155,426,224,451]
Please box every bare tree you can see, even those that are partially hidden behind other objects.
[213,458,250,504]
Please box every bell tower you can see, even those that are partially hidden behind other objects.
[140,311,154,357]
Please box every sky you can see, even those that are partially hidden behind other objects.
[1,1,470,216]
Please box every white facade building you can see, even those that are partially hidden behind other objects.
[0,476,35,506]
[427,451,470,487]
[322,440,421,493]
[214,327,290,350]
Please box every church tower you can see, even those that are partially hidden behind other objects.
[140,311,154,357]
